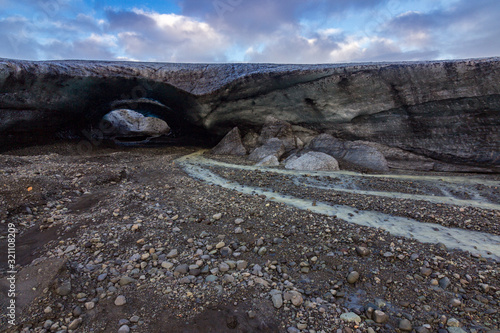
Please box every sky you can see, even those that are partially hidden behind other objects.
[0,0,499,63]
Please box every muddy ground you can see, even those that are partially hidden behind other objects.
[0,142,499,333]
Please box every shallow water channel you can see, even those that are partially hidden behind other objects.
[177,152,500,261]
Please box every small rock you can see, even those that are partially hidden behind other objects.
[399,319,413,331]
[347,271,360,284]
[85,301,95,310]
[43,320,53,329]
[272,293,283,309]
[447,318,460,327]
[166,249,178,258]
[179,276,191,284]
[118,325,130,333]
[55,281,72,296]
[450,298,461,307]
[447,328,467,333]
[174,264,189,275]
[205,275,217,282]
[373,310,389,323]
[68,318,82,330]
[237,260,248,270]
[416,326,431,333]
[340,312,361,324]
[220,247,232,257]
[219,262,230,272]
[118,319,130,326]
[284,291,304,307]
[115,295,127,306]
[223,274,235,283]
[65,244,76,253]
[76,292,87,299]
[420,267,432,276]
[161,262,174,270]
[119,276,136,286]
[73,306,82,317]
[297,323,307,330]
[355,246,370,257]
[439,277,451,289]
[213,213,222,220]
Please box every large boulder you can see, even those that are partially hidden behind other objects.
[259,116,293,142]
[248,138,285,162]
[242,130,260,151]
[102,109,170,138]
[359,141,436,171]
[291,125,319,147]
[211,127,247,156]
[307,134,389,172]
[258,116,296,152]
[285,151,339,171]
[256,155,280,167]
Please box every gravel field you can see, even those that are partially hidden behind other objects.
[0,143,499,333]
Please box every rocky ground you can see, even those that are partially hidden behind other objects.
[0,142,499,333]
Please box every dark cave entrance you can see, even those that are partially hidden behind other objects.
[0,75,219,152]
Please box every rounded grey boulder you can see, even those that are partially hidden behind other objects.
[102,109,170,138]
[285,151,339,171]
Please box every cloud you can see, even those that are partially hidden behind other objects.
[42,34,117,60]
[180,0,390,41]
[107,9,229,62]
[0,16,40,60]
[244,30,429,64]
[0,0,498,63]
[382,0,500,59]
[244,26,342,63]
[180,0,389,21]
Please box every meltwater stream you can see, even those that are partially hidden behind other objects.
[176,152,500,261]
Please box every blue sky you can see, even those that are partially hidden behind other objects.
[0,0,499,63]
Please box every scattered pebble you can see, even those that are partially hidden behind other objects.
[115,295,127,306]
